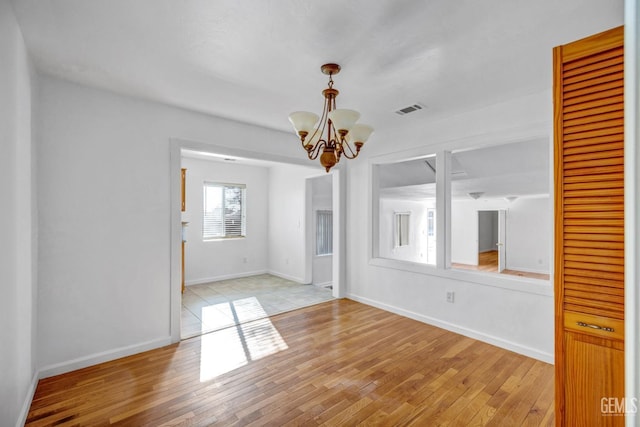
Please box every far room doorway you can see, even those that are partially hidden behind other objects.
[308,174,333,289]
[477,209,505,273]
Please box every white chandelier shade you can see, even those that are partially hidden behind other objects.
[327,109,360,133]
[288,111,319,135]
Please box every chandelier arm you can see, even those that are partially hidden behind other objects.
[340,139,359,159]
[307,139,326,160]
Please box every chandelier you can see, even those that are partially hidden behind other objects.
[288,63,374,172]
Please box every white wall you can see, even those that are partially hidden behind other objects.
[181,157,269,284]
[450,197,550,273]
[0,1,38,425]
[379,197,436,264]
[268,163,323,283]
[311,175,332,286]
[506,197,552,273]
[37,75,301,375]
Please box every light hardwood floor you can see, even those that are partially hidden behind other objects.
[26,300,554,426]
[452,250,550,281]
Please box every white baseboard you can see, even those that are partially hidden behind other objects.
[185,269,268,286]
[267,270,305,284]
[346,293,554,364]
[16,371,39,427]
[38,336,172,379]
[313,281,332,288]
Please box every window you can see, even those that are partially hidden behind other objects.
[375,155,437,265]
[395,212,411,247]
[203,182,246,239]
[372,138,550,280]
[449,140,550,278]
[316,210,333,255]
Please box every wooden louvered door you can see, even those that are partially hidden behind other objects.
[554,26,624,426]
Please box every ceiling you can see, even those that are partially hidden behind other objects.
[379,138,550,200]
[10,0,624,143]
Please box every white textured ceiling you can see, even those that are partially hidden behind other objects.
[379,138,550,200]
[10,0,624,139]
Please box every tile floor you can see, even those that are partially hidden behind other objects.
[181,274,334,339]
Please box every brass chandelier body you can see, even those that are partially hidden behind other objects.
[289,64,373,172]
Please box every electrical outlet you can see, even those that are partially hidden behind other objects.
[446,291,455,303]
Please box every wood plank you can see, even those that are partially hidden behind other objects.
[565,276,624,290]
[565,289,624,305]
[563,125,624,141]
[563,94,623,114]
[564,187,624,198]
[562,61,623,85]
[564,148,624,164]
[564,134,624,151]
[563,219,624,228]
[564,246,624,258]
[564,239,624,250]
[563,118,624,135]
[563,79,623,102]
[560,43,624,72]
[563,267,624,282]
[562,54,623,78]
[563,178,623,190]
[564,303,624,320]
[563,103,623,122]
[564,141,623,158]
[564,254,624,266]
[564,260,624,273]
[563,156,624,170]
[563,195,624,205]
[563,70,623,93]
[25,300,555,426]
[563,225,623,235]
[564,296,624,314]
[563,164,624,178]
[563,84,623,105]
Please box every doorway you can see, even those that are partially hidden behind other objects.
[170,139,345,343]
[477,210,506,273]
[308,175,333,289]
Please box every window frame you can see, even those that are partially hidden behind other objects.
[369,138,552,296]
[202,182,247,240]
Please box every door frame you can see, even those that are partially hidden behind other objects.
[169,138,346,342]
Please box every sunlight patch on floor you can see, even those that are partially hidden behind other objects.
[200,298,288,382]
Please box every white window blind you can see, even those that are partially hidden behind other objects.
[316,210,333,256]
[203,183,246,239]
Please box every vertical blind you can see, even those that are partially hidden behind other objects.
[203,183,246,239]
[316,210,333,255]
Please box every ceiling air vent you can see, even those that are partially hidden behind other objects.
[395,103,425,116]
